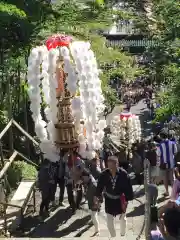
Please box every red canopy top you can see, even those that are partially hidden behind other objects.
[120,112,136,120]
[46,34,73,50]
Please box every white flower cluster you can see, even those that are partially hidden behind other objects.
[110,115,122,143]
[130,115,141,141]
[45,48,59,145]
[110,114,141,147]
[69,41,106,159]
[125,116,141,147]
[27,46,59,162]
[27,41,106,160]
[27,46,47,141]
[61,46,78,95]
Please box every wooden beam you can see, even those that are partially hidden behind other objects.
[0,120,13,140]
[16,151,38,167]
[2,149,9,153]
[0,201,22,209]
[0,151,18,179]
[12,120,39,146]
[7,76,13,152]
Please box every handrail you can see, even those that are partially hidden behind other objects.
[0,150,38,180]
[0,151,18,179]
[2,149,10,153]
[0,201,22,209]
[12,120,39,146]
[0,119,40,180]
[17,151,38,167]
[0,119,39,233]
[0,120,13,140]
[0,119,39,146]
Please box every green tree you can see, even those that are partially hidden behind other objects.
[0,0,141,127]
[144,0,180,121]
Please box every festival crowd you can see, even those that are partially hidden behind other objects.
[36,81,180,239]
[37,150,133,237]
[36,127,180,239]
[148,131,180,240]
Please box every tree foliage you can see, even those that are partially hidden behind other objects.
[0,0,141,128]
[144,0,180,121]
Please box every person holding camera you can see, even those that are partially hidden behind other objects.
[151,200,180,240]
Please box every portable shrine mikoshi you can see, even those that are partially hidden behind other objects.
[27,34,106,161]
[110,111,141,150]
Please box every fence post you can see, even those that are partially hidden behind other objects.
[7,75,13,153]
[144,157,151,240]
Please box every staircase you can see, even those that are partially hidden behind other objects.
[14,185,146,239]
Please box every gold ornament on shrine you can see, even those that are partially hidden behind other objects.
[55,58,79,149]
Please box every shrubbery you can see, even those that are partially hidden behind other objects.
[7,160,37,189]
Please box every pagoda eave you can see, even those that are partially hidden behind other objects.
[55,123,75,128]
[55,141,79,149]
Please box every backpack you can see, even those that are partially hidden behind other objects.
[146,150,157,166]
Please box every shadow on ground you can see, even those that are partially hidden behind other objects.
[134,187,145,199]
[26,207,91,238]
[126,203,145,217]
[20,207,74,237]
[55,215,91,238]
[157,196,166,204]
